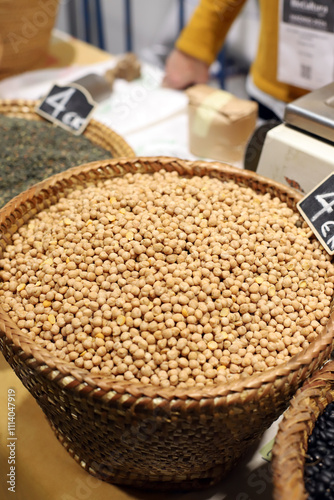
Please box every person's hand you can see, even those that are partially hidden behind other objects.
[162,49,209,90]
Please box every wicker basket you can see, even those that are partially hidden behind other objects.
[0,0,59,80]
[0,99,135,159]
[0,157,333,491]
[272,360,334,500]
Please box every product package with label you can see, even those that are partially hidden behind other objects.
[186,84,258,164]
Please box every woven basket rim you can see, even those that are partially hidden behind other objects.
[0,156,333,402]
[0,98,135,159]
[271,359,334,500]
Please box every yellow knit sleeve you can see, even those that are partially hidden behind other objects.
[175,0,248,65]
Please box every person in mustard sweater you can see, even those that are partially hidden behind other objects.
[163,0,310,120]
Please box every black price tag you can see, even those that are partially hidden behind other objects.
[297,172,334,255]
[36,83,96,135]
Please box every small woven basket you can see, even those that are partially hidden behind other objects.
[0,157,333,490]
[0,0,59,80]
[272,360,334,500]
[0,99,135,159]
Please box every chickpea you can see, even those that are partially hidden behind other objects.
[1,169,333,387]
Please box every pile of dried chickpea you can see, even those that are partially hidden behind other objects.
[0,169,333,389]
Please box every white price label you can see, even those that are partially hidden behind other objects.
[278,0,334,91]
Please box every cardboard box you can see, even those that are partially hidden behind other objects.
[187,84,258,164]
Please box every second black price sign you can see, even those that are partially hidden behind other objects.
[297,172,334,255]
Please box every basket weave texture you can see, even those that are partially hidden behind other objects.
[0,157,334,490]
[0,99,135,159]
[0,0,59,80]
[272,360,334,500]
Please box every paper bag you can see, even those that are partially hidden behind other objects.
[187,84,258,163]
